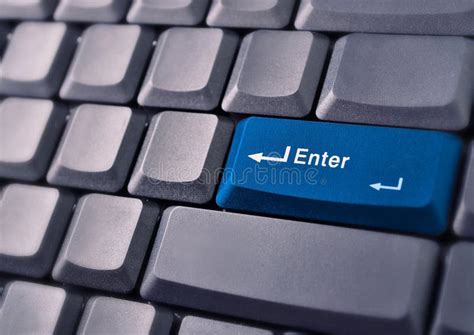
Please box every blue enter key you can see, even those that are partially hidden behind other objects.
[216,117,462,236]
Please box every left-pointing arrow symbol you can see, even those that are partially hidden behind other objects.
[248,146,291,163]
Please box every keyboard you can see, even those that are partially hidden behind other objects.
[0,1,473,334]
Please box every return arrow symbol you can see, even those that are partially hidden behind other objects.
[370,178,404,191]
[248,146,291,163]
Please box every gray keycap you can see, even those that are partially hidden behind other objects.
[0,98,67,181]
[0,281,82,335]
[0,22,78,98]
[60,24,153,104]
[316,34,474,130]
[295,0,474,36]
[207,0,296,29]
[141,207,439,335]
[53,194,159,293]
[453,142,474,238]
[128,112,233,204]
[127,0,209,25]
[222,30,329,118]
[179,316,273,335]
[77,296,173,335]
[430,243,474,335]
[138,28,238,111]
[54,0,130,22]
[47,104,145,192]
[0,0,58,20]
[0,184,74,278]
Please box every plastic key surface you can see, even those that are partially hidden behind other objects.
[178,316,274,335]
[77,296,173,335]
[217,118,462,236]
[60,24,154,104]
[54,0,131,22]
[128,112,233,204]
[0,98,67,181]
[316,34,474,130]
[53,194,159,293]
[0,0,58,19]
[207,0,296,29]
[127,0,209,25]
[0,184,74,278]
[294,0,474,36]
[453,142,474,238]
[222,30,329,118]
[141,207,439,335]
[430,243,474,335]
[0,281,82,335]
[0,22,78,98]
[138,27,238,111]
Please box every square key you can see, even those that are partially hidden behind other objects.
[0,0,59,20]
[0,22,78,98]
[52,194,160,293]
[316,34,474,130]
[0,184,75,278]
[138,27,238,111]
[222,30,329,118]
[77,297,173,335]
[0,98,67,181]
[0,281,83,335]
[128,111,233,204]
[47,104,145,192]
[60,24,154,104]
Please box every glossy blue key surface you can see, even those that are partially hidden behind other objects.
[216,117,462,235]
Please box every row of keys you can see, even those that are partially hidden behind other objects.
[0,100,232,202]
[1,23,473,129]
[0,0,473,36]
[1,203,473,334]
[3,100,474,237]
[0,281,291,334]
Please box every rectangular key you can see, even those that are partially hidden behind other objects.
[295,0,474,36]
[141,207,439,335]
[216,118,462,236]
[54,0,130,22]
[0,0,58,20]
[453,142,474,238]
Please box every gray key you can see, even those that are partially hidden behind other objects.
[0,281,82,335]
[138,28,238,111]
[0,22,78,98]
[128,112,233,204]
[222,30,329,118]
[179,316,274,335]
[0,98,67,181]
[127,0,209,25]
[0,184,74,278]
[207,0,296,29]
[453,142,474,238]
[54,0,130,22]
[77,296,173,335]
[53,194,159,293]
[294,0,474,36]
[141,207,439,335]
[430,243,474,335]
[47,104,145,192]
[60,24,153,104]
[0,0,58,20]
[316,34,474,130]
